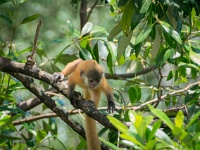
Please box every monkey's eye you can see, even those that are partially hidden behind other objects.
[89,79,93,83]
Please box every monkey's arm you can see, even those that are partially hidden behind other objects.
[52,59,83,82]
[102,77,115,113]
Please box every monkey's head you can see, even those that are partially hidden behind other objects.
[80,61,103,90]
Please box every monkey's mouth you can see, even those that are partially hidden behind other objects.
[89,86,96,90]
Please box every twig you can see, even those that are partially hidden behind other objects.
[24,19,42,69]
[87,0,98,21]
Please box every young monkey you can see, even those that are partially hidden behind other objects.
[53,59,115,150]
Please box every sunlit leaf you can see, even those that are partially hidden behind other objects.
[36,130,47,143]
[148,105,174,130]
[160,21,182,44]
[140,0,151,13]
[81,22,93,36]
[174,110,184,128]
[135,24,153,45]
[107,116,128,133]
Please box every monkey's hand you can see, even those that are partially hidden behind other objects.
[52,72,64,82]
[107,101,115,113]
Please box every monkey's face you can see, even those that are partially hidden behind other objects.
[87,77,101,90]
[80,69,103,90]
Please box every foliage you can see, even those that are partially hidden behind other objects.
[0,0,200,149]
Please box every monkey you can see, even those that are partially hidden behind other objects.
[52,59,115,150]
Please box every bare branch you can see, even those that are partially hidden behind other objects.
[24,19,42,69]
[87,0,98,21]
[80,0,87,30]
[105,64,157,79]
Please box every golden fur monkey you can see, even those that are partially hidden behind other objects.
[53,59,115,150]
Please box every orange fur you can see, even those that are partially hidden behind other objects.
[60,59,114,150]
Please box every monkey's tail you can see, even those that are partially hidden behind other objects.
[85,115,101,150]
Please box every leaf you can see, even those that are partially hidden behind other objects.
[148,120,161,141]
[160,21,182,44]
[140,0,151,13]
[128,86,138,105]
[131,12,144,30]
[167,70,173,81]
[186,110,200,129]
[36,130,47,143]
[189,48,200,66]
[148,105,174,130]
[93,42,99,63]
[0,14,12,25]
[81,22,93,36]
[91,26,108,35]
[121,0,134,34]
[174,110,184,128]
[135,24,153,45]
[79,47,92,60]
[107,116,128,133]
[20,14,40,25]
[100,137,120,150]
[107,52,113,75]
[108,23,122,41]
[66,20,74,35]
[117,31,133,61]
[0,0,12,5]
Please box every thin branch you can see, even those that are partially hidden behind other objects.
[24,19,42,69]
[105,64,157,79]
[133,81,200,110]
[87,0,98,21]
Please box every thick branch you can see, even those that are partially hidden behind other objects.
[0,57,115,130]
[80,0,87,30]
[10,72,86,139]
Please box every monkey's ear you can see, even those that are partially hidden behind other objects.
[80,70,84,76]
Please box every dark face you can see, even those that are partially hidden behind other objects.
[81,69,103,90]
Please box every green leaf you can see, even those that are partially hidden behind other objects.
[91,26,108,35]
[79,47,92,60]
[107,52,113,75]
[186,110,200,129]
[131,12,144,30]
[117,31,133,61]
[148,120,161,141]
[107,116,128,133]
[167,70,173,81]
[20,14,40,25]
[160,21,182,44]
[36,130,47,144]
[120,133,145,148]
[135,24,153,45]
[155,128,173,145]
[81,22,93,36]
[148,105,174,130]
[140,0,151,13]
[174,110,184,128]
[121,0,134,34]
[128,86,138,105]
[0,14,12,25]
[93,42,99,63]
[66,20,74,35]
[100,137,120,150]
[108,23,122,40]
[189,48,200,66]
[0,0,12,5]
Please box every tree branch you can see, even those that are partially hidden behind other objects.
[10,72,86,139]
[105,64,157,79]
[0,56,115,131]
